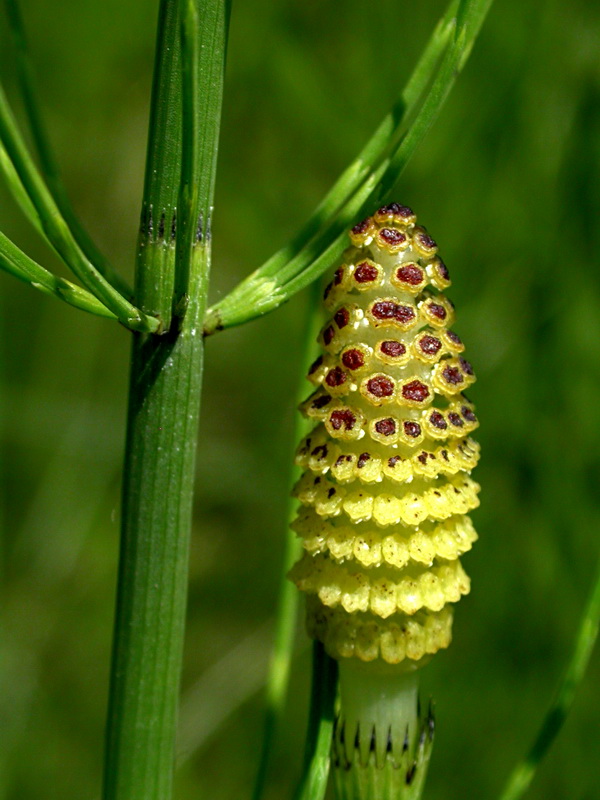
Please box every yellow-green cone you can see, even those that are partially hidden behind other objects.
[289,202,479,667]
[289,203,480,798]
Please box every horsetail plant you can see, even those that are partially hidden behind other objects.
[2,1,599,800]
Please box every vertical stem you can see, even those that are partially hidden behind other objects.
[295,643,338,800]
[498,555,600,800]
[252,283,324,800]
[102,1,228,798]
[103,275,206,800]
[336,664,419,768]
[135,0,183,327]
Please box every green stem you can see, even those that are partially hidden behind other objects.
[332,664,433,800]
[336,665,420,765]
[0,141,40,229]
[4,0,133,299]
[135,0,183,325]
[102,250,208,800]
[0,81,156,331]
[250,523,303,800]
[275,0,495,308]
[102,1,227,798]
[251,282,324,800]
[0,230,116,319]
[295,642,339,800]
[498,557,600,800]
[259,0,496,312]
[376,0,495,201]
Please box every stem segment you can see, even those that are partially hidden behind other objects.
[333,663,434,800]
[102,264,207,800]
[102,1,227,798]
[295,643,339,800]
[135,0,183,326]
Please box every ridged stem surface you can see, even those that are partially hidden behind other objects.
[103,257,207,799]
[102,0,227,797]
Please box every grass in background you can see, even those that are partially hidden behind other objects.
[1,0,600,798]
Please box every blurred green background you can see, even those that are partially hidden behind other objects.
[1,1,600,798]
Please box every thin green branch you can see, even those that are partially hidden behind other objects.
[0,230,116,318]
[4,0,59,187]
[249,524,303,800]
[250,464,305,800]
[0,82,158,332]
[204,0,461,335]
[230,159,389,326]
[377,0,495,201]
[252,0,496,310]
[0,140,40,227]
[498,557,600,800]
[251,283,324,800]
[294,643,338,800]
[233,0,459,289]
[3,0,132,298]
[205,0,494,335]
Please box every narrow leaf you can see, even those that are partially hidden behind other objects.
[3,0,132,298]
[0,230,116,319]
[498,558,600,800]
[0,81,159,332]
